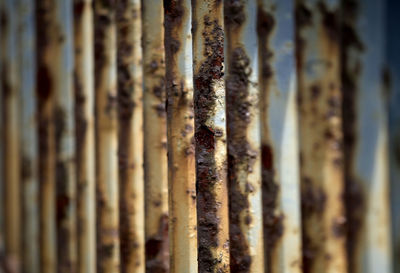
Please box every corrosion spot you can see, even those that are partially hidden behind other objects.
[296,3,313,27]
[224,0,246,26]
[37,65,53,99]
[301,177,326,215]
[257,7,275,80]
[332,216,346,238]
[311,85,321,99]
[195,126,215,151]
[226,44,256,272]
[54,106,66,153]
[262,145,273,169]
[318,1,339,42]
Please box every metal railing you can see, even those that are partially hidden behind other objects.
[0,0,399,273]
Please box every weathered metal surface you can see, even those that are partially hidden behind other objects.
[224,0,265,272]
[192,1,230,272]
[142,0,170,271]
[73,0,96,272]
[116,0,145,272]
[52,1,78,272]
[17,0,40,272]
[36,0,57,271]
[1,0,21,271]
[341,0,393,272]
[257,1,302,273]
[0,1,399,272]
[387,1,400,272]
[295,0,347,272]
[94,0,121,272]
[164,1,198,272]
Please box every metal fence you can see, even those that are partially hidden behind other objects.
[0,0,399,273]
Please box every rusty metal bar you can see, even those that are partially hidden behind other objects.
[2,0,21,271]
[17,0,40,272]
[192,1,230,272]
[73,0,96,273]
[257,1,302,272]
[142,0,170,270]
[341,0,393,272]
[94,0,120,272]
[52,1,78,272]
[164,1,198,272]
[387,1,400,272]
[116,0,145,272]
[224,0,265,272]
[295,0,347,272]
[36,0,56,271]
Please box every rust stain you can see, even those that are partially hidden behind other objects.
[54,104,76,273]
[164,1,198,272]
[35,1,58,272]
[340,1,366,272]
[142,1,170,271]
[296,1,346,272]
[256,5,286,272]
[193,3,228,271]
[116,0,144,272]
[225,47,256,273]
[94,0,121,271]
[224,0,254,267]
[145,215,169,273]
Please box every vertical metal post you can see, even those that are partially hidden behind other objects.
[164,1,198,272]
[36,0,56,271]
[258,1,302,272]
[142,0,169,270]
[73,0,96,273]
[116,0,145,272]
[52,1,77,272]
[94,0,120,272]
[2,0,21,270]
[295,0,347,272]
[224,0,265,272]
[17,0,40,272]
[341,0,393,272]
[387,1,400,272]
[192,1,230,272]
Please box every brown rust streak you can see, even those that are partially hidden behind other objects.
[94,0,120,272]
[340,1,365,272]
[224,1,257,272]
[74,1,96,272]
[145,215,169,273]
[296,1,346,273]
[164,0,197,272]
[116,0,144,271]
[36,1,57,272]
[192,1,229,272]
[54,105,76,273]
[256,6,285,273]
[142,1,169,271]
